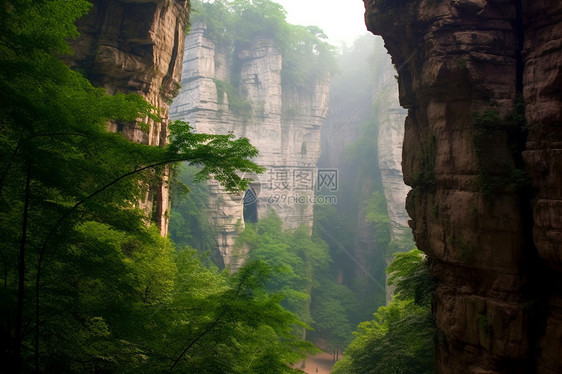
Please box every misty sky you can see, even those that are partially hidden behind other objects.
[273,0,370,46]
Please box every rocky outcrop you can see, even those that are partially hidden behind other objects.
[365,0,562,372]
[170,25,330,268]
[71,0,190,236]
[373,51,410,239]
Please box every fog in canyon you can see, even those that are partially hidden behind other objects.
[2,1,561,373]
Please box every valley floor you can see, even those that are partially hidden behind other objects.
[295,352,339,374]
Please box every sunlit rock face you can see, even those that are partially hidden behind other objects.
[365,0,562,372]
[170,25,330,269]
[71,0,190,236]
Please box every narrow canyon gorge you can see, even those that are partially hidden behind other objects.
[66,0,562,372]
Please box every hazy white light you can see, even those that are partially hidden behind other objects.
[273,0,370,47]
[197,0,371,47]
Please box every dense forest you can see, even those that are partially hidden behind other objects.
[0,1,310,372]
[1,0,436,373]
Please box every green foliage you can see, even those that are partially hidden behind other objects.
[236,211,360,351]
[333,299,434,374]
[191,0,337,91]
[31,240,316,372]
[365,191,392,254]
[333,249,436,374]
[279,24,337,88]
[36,224,176,372]
[365,191,416,258]
[162,255,316,373]
[192,0,288,47]
[309,280,359,350]
[387,249,435,305]
[214,78,253,116]
[169,164,217,254]
[0,1,278,371]
[168,120,265,192]
[237,212,329,326]
[473,109,501,127]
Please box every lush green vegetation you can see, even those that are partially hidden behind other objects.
[213,78,253,116]
[191,0,337,92]
[0,1,316,372]
[169,164,217,256]
[169,173,362,353]
[333,249,436,374]
[233,211,359,352]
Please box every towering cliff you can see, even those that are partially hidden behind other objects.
[365,0,562,372]
[71,0,190,236]
[373,48,411,241]
[170,24,330,268]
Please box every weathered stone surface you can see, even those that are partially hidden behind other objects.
[375,56,410,237]
[365,0,562,372]
[523,0,562,274]
[170,25,330,268]
[71,0,189,236]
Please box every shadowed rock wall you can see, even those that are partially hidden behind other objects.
[71,0,190,236]
[364,0,562,372]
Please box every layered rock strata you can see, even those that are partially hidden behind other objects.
[170,25,330,268]
[71,0,190,236]
[365,0,562,372]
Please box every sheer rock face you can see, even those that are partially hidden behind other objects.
[365,0,562,372]
[71,0,190,236]
[170,25,330,269]
[374,55,410,238]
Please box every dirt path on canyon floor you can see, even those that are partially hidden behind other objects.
[294,352,340,374]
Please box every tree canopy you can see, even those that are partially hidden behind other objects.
[190,0,337,89]
[332,249,435,374]
[0,1,324,372]
[233,211,360,352]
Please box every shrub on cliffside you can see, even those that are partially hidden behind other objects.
[191,0,337,90]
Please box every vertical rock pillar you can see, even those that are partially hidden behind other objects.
[365,0,562,372]
[170,25,330,269]
[71,0,190,236]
